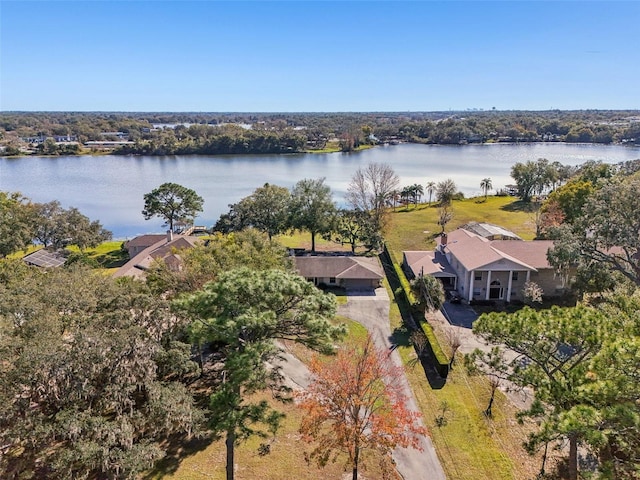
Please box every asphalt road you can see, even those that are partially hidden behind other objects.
[277,287,447,479]
[338,288,447,480]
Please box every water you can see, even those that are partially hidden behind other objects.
[1,143,638,239]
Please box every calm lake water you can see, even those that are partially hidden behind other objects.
[1,143,639,239]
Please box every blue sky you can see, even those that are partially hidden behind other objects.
[1,1,638,111]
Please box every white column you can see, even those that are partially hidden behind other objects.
[468,270,474,302]
[485,270,492,300]
[507,270,513,303]
[526,270,531,283]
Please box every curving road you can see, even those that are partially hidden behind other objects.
[337,288,447,480]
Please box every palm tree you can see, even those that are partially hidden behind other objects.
[426,181,436,205]
[436,179,457,206]
[480,177,493,200]
[400,186,412,207]
[387,189,400,211]
[412,183,424,207]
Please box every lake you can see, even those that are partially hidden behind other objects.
[1,143,639,239]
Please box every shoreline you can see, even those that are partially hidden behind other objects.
[2,140,639,159]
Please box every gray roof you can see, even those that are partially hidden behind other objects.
[294,256,384,280]
[23,249,67,268]
[124,234,166,249]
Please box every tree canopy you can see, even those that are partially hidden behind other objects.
[0,262,204,479]
[176,267,344,480]
[548,173,640,291]
[299,334,426,480]
[0,192,34,257]
[289,178,336,253]
[473,306,611,480]
[345,163,399,233]
[510,158,555,202]
[142,182,204,232]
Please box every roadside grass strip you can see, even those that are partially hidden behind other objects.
[384,279,542,480]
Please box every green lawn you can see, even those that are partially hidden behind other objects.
[67,240,128,271]
[384,196,538,255]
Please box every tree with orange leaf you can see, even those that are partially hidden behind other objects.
[298,334,427,480]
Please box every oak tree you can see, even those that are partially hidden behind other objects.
[290,178,336,253]
[0,191,35,257]
[0,262,203,479]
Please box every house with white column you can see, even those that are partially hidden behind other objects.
[403,226,567,303]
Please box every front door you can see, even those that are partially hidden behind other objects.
[489,280,503,300]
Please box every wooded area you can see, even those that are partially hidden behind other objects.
[1,110,639,156]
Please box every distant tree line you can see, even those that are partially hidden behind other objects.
[2,110,640,156]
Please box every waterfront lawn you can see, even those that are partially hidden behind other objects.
[275,230,353,253]
[384,196,537,254]
[67,241,128,270]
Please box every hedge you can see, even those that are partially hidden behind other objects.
[383,245,450,377]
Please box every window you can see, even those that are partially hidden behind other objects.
[512,272,519,281]
[329,277,336,284]
[474,272,482,281]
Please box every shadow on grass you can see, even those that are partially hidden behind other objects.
[379,251,447,390]
[142,434,215,479]
[499,200,536,212]
[418,352,447,390]
[95,251,129,268]
[390,323,412,347]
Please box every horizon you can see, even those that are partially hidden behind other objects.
[2,1,638,112]
[3,108,640,114]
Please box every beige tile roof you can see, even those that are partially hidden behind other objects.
[490,240,554,269]
[403,250,457,277]
[441,228,540,271]
[294,256,384,280]
[114,235,200,278]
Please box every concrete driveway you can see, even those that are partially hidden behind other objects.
[338,288,447,480]
[441,300,478,329]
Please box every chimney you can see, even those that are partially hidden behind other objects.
[167,230,173,243]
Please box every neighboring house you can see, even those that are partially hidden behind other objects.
[294,255,384,290]
[114,231,200,279]
[403,227,566,303]
[22,249,67,268]
[123,234,166,258]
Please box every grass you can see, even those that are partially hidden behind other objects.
[67,241,129,271]
[8,241,128,272]
[384,278,543,480]
[384,196,538,254]
[152,392,356,480]
[275,230,353,253]
[305,141,375,154]
[153,314,381,480]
